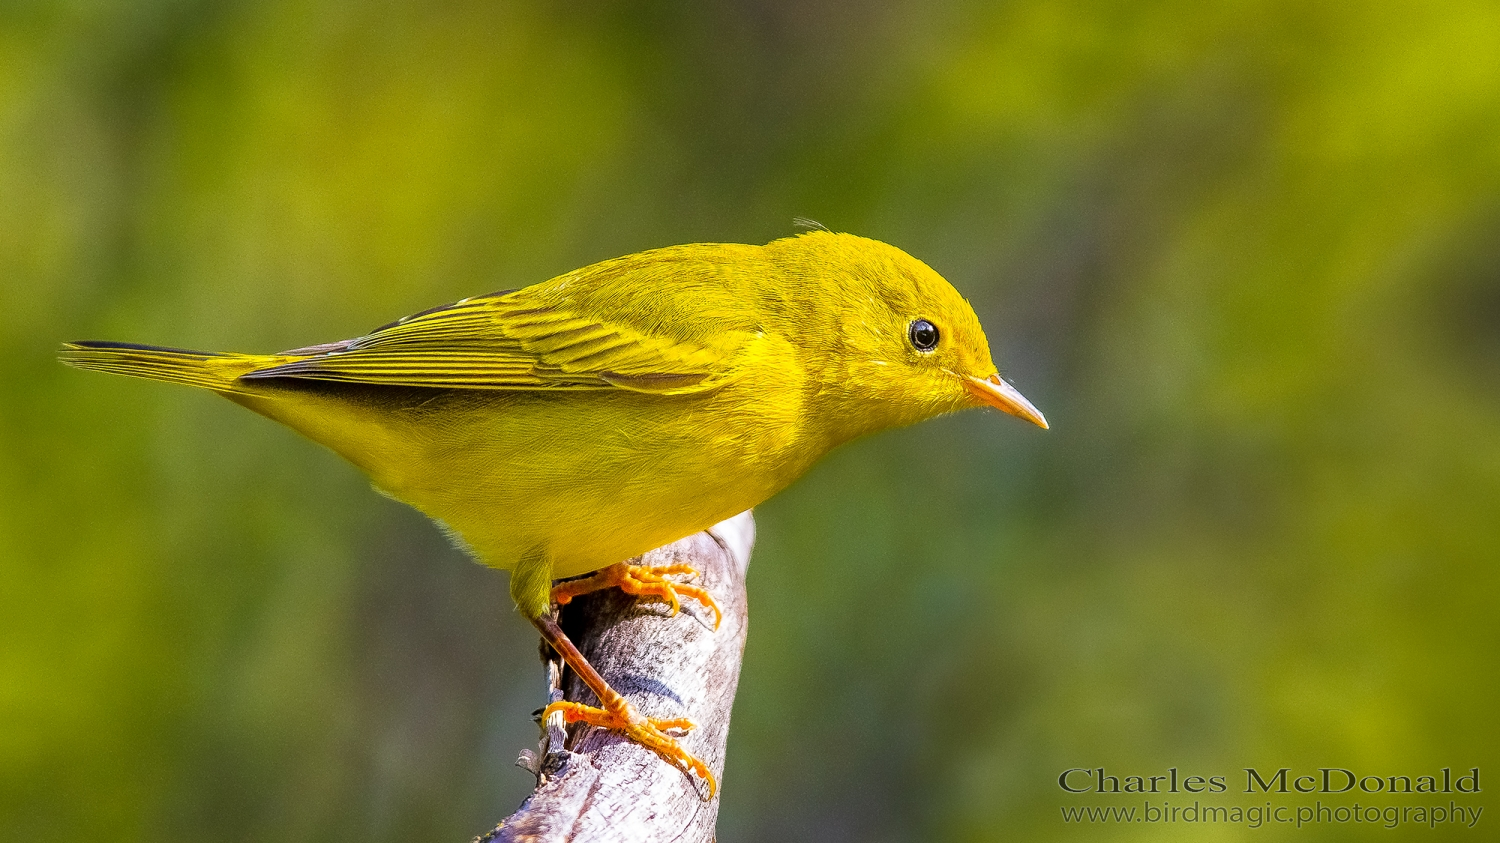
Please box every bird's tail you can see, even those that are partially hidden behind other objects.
[59,340,271,394]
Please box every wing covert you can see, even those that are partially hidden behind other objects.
[243,250,763,395]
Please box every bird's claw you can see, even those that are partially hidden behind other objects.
[551,561,723,630]
[542,699,717,798]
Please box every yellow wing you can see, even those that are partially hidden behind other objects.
[245,246,766,395]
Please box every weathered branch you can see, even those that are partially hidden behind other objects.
[476,511,755,843]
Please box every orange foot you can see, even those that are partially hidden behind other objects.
[551,561,722,629]
[543,697,716,797]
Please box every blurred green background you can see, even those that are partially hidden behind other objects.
[4,1,1498,840]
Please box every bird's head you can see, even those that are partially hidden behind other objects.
[774,231,1047,438]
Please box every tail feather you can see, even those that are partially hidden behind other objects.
[59,340,270,393]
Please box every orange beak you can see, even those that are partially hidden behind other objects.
[965,374,1049,429]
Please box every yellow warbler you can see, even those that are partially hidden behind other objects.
[60,229,1046,796]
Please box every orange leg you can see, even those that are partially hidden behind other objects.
[551,561,722,629]
[531,613,717,798]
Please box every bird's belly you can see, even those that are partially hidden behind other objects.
[373,386,808,575]
[517,479,759,579]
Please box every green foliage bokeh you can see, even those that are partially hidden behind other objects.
[3,1,1497,840]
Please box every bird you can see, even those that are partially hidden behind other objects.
[59,228,1047,797]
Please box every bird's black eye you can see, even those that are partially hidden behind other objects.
[908,319,940,352]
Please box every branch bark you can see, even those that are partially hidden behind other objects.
[476,511,755,843]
